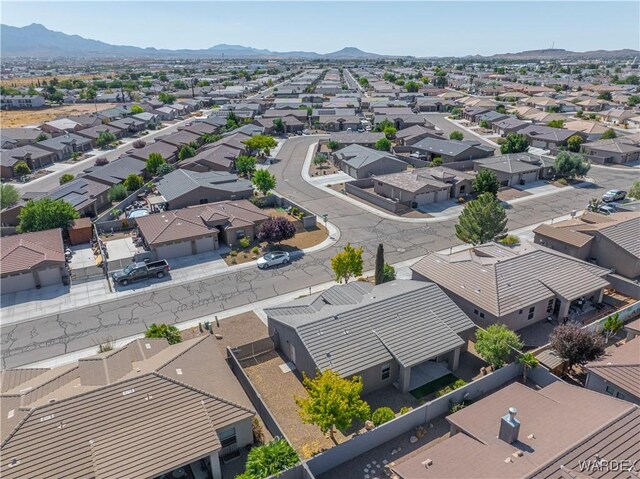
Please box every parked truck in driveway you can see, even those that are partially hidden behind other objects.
[111,260,170,286]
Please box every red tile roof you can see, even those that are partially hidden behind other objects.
[0,228,64,275]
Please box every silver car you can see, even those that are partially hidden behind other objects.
[257,251,290,269]
[602,189,626,202]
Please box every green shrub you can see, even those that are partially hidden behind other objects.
[239,237,251,249]
[557,178,568,186]
[498,234,520,246]
[252,246,260,254]
[230,250,237,257]
[449,400,471,414]
[107,184,128,202]
[399,406,412,415]
[435,378,467,398]
[372,407,395,426]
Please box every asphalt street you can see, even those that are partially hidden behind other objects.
[1,134,636,369]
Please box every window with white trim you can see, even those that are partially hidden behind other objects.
[381,363,391,381]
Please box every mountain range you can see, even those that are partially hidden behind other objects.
[1,24,638,61]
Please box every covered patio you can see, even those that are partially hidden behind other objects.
[408,360,452,392]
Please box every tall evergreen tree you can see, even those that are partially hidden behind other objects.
[374,243,385,285]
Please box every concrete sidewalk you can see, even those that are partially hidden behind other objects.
[0,221,340,326]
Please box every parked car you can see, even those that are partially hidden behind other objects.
[602,189,626,202]
[598,204,617,215]
[257,251,290,269]
[111,260,170,286]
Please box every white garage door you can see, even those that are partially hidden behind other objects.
[195,236,216,254]
[435,189,450,203]
[155,241,193,259]
[415,191,435,206]
[37,267,62,287]
[1,272,36,294]
[521,171,539,183]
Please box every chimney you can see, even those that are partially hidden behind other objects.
[498,407,520,444]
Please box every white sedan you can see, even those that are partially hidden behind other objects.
[257,251,291,269]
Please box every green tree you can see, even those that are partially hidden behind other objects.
[405,80,420,93]
[0,184,21,209]
[567,134,584,153]
[496,105,507,114]
[575,109,584,118]
[327,140,340,151]
[130,104,145,114]
[331,242,364,284]
[374,118,395,133]
[358,77,369,88]
[156,162,173,176]
[14,161,31,176]
[479,119,490,129]
[374,137,392,151]
[473,169,500,196]
[549,322,605,370]
[547,120,564,128]
[96,130,117,148]
[430,157,443,167]
[383,126,397,140]
[158,92,176,104]
[374,243,385,285]
[602,312,623,342]
[252,169,276,196]
[145,153,165,175]
[144,323,182,344]
[628,181,640,200]
[475,324,523,369]
[383,264,396,282]
[296,370,370,443]
[239,438,299,479]
[627,95,640,107]
[124,174,144,191]
[597,91,612,101]
[449,130,464,141]
[600,128,617,140]
[59,173,75,185]
[236,155,257,177]
[313,153,328,168]
[178,144,196,161]
[455,193,507,245]
[17,198,79,233]
[272,118,285,135]
[35,132,48,142]
[500,133,529,154]
[108,184,128,202]
[201,133,221,144]
[516,352,539,384]
[243,135,278,156]
[449,107,462,119]
[554,151,590,179]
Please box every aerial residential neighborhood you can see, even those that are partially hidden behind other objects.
[1,2,639,478]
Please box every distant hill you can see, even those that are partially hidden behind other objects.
[486,48,640,60]
[0,24,386,60]
[1,24,637,61]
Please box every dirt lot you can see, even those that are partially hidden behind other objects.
[3,73,110,88]
[224,211,328,266]
[1,103,118,127]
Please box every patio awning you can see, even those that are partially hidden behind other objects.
[539,274,609,302]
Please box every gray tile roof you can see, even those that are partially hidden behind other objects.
[411,244,610,317]
[156,169,252,203]
[335,144,406,170]
[266,280,474,376]
[473,153,549,174]
[598,216,640,258]
[412,137,494,158]
[84,156,146,186]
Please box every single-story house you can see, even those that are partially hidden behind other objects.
[1,128,49,147]
[35,133,92,161]
[0,145,57,179]
[394,125,444,146]
[46,177,111,217]
[84,156,148,186]
[533,211,640,280]
[108,117,147,135]
[152,106,177,121]
[0,228,68,294]
[563,120,609,141]
[40,118,84,136]
[332,144,408,179]
[265,280,476,394]
[315,115,361,132]
[75,124,125,148]
[411,243,611,332]
[129,140,179,163]
[179,145,238,173]
[136,199,269,258]
[585,336,640,404]
[374,113,426,130]
[155,169,254,210]
[132,111,161,128]
[472,152,555,187]
[491,117,529,136]
[462,107,490,123]
[519,125,586,150]
[254,115,305,134]
[392,381,640,479]
[581,136,640,164]
[0,335,256,479]
[61,114,103,129]
[406,138,495,165]
[159,130,202,148]
[328,131,385,148]
[598,108,637,125]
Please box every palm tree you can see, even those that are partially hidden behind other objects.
[587,198,602,212]
[516,352,539,384]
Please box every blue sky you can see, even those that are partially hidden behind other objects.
[3,1,639,57]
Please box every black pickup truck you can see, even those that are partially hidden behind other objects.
[111,260,170,286]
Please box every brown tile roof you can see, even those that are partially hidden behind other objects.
[0,228,64,276]
[585,337,640,399]
[533,223,593,248]
[410,245,610,317]
[0,336,254,479]
[393,382,639,479]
